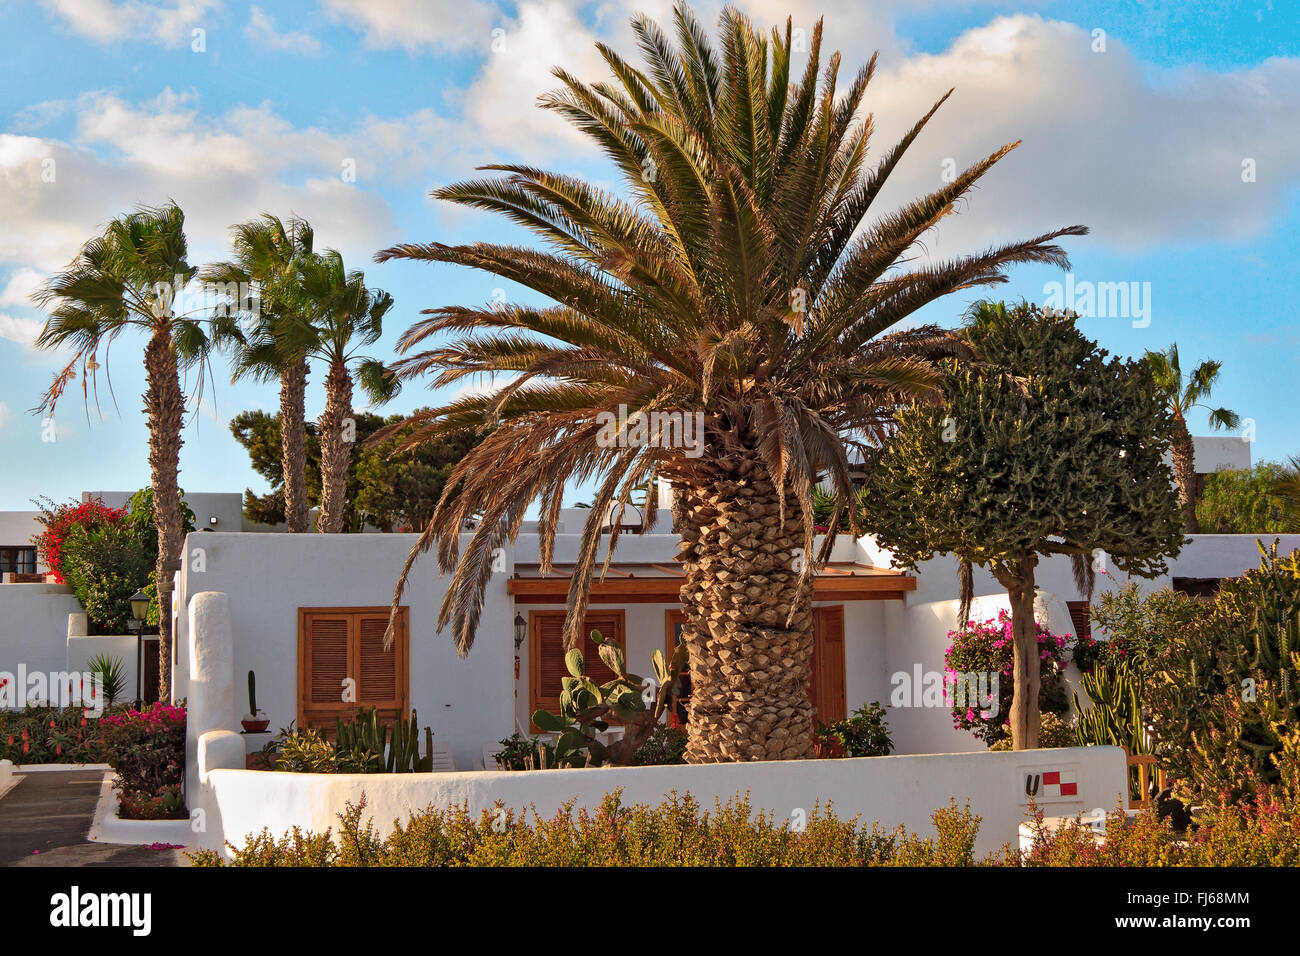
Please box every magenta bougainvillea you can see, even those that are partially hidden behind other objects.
[944,609,1072,746]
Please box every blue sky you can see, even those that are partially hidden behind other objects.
[1,0,1297,511]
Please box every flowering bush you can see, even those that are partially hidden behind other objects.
[98,702,186,819]
[0,704,112,764]
[31,496,126,585]
[945,610,1072,746]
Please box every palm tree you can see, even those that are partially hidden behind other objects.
[1144,343,1240,533]
[33,201,218,698]
[1271,456,1300,531]
[205,214,316,532]
[283,249,397,533]
[376,4,1087,763]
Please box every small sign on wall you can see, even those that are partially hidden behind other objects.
[1018,764,1081,804]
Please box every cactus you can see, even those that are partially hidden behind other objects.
[247,670,258,715]
[334,706,437,773]
[1073,661,1146,752]
[1146,540,1300,800]
[531,628,688,767]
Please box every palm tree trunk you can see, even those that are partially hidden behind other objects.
[1171,414,1199,533]
[996,553,1040,750]
[144,325,184,700]
[675,471,816,762]
[316,358,352,534]
[280,357,310,532]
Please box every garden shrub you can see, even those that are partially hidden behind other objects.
[989,711,1074,751]
[1147,542,1300,802]
[945,610,1071,746]
[0,704,112,764]
[816,701,893,756]
[189,792,990,867]
[59,524,153,634]
[632,724,688,765]
[31,496,125,585]
[98,702,186,819]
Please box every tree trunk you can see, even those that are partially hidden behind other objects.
[1171,413,1199,533]
[316,358,353,534]
[280,357,310,532]
[997,553,1041,750]
[675,471,816,762]
[144,325,184,700]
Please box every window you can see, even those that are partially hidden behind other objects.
[0,547,37,575]
[298,607,408,735]
[1172,577,1224,599]
[529,610,625,728]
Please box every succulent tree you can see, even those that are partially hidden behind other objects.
[861,302,1185,749]
[376,5,1086,762]
[1144,343,1240,533]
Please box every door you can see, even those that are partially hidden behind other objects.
[809,605,846,724]
[529,610,625,728]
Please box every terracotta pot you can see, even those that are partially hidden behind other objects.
[241,715,270,733]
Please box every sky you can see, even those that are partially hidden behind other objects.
[0,0,1297,511]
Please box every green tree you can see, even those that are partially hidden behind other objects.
[375,6,1086,762]
[230,408,474,532]
[861,302,1184,749]
[1196,461,1297,534]
[204,214,318,532]
[34,202,222,698]
[1269,456,1300,528]
[1144,343,1240,533]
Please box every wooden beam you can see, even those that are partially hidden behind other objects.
[507,573,914,604]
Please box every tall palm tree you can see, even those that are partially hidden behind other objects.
[1145,343,1240,533]
[205,214,316,532]
[283,249,397,533]
[376,5,1087,763]
[33,201,218,698]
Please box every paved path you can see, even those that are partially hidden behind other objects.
[0,770,186,867]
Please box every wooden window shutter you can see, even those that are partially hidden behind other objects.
[1065,601,1091,641]
[299,607,408,734]
[529,610,625,727]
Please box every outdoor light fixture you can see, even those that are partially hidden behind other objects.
[513,613,526,650]
[128,588,149,626]
[208,515,219,526]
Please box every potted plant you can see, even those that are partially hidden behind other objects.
[241,670,270,733]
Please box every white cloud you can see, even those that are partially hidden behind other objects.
[0,90,471,284]
[0,313,44,348]
[245,5,321,55]
[38,0,219,47]
[856,15,1300,252]
[0,268,45,309]
[320,0,500,53]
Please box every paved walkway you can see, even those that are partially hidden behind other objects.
[0,769,187,867]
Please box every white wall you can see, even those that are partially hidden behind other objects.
[67,635,141,705]
[873,533,1300,755]
[0,583,84,689]
[0,511,43,571]
[172,532,515,772]
[196,745,1127,858]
